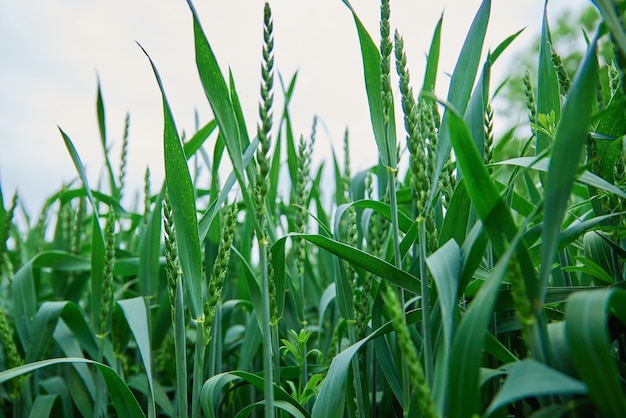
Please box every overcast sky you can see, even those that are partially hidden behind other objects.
[0,0,587,215]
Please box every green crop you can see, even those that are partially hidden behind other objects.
[1,1,626,417]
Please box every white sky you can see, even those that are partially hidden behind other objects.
[0,0,587,215]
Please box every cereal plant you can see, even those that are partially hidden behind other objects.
[1,0,625,417]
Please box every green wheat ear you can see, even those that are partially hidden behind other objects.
[522,69,537,126]
[550,46,571,95]
[394,31,428,219]
[255,1,275,223]
[204,202,237,345]
[99,209,116,337]
[484,103,494,166]
[380,0,392,125]
[163,192,180,324]
[381,284,439,418]
[143,166,151,217]
[118,113,130,200]
[0,192,17,274]
[0,306,24,397]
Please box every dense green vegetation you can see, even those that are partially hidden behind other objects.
[1,0,626,417]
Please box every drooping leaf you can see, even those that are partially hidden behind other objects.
[485,359,587,416]
[0,358,145,418]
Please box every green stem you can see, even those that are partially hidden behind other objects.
[191,319,205,418]
[388,171,411,411]
[94,336,107,418]
[259,239,275,418]
[419,222,433,388]
[174,278,188,418]
[299,272,307,394]
[347,324,366,418]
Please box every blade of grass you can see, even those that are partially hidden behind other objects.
[59,128,106,330]
[0,358,145,418]
[493,157,626,198]
[340,0,396,168]
[427,240,461,413]
[485,359,587,416]
[139,44,203,320]
[422,15,443,94]
[565,288,626,416]
[538,34,599,302]
[138,186,164,298]
[278,233,420,295]
[96,77,118,199]
[429,0,491,205]
[448,235,521,418]
[536,2,561,155]
[200,371,310,418]
[184,0,258,235]
[117,297,155,418]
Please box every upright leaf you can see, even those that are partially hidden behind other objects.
[430,0,491,204]
[140,46,203,320]
[59,128,106,329]
[539,35,599,301]
[536,3,561,154]
[340,0,396,168]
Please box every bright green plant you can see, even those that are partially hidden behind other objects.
[1,1,626,417]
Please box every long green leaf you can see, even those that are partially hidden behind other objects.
[200,371,309,418]
[185,0,257,232]
[312,305,423,418]
[536,2,561,154]
[446,105,537,299]
[140,44,203,320]
[11,259,38,350]
[96,78,117,198]
[138,186,164,298]
[279,233,420,294]
[427,240,461,413]
[29,394,61,418]
[485,359,587,416]
[494,157,626,198]
[0,358,145,418]
[565,288,626,416]
[423,15,443,94]
[539,35,599,301]
[59,128,106,329]
[25,301,93,363]
[430,0,491,204]
[340,0,396,168]
[117,297,155,418]
[448,236,520,418]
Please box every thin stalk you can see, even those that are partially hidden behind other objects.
[174,278,188,418]
[348,324,366,418]
[418,222,433,388]
[94,337,107,418]
[255,4,275,415]
[259,240,275,418]
[191,319,205,418]
[271,322,280,385]
[387,173,411,411]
